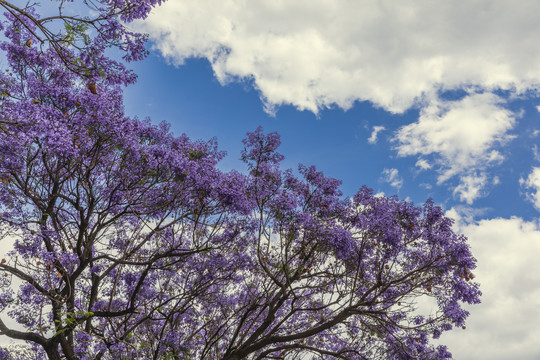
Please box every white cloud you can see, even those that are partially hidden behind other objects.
[137,1,528,203]
[394,93,515,202]
[520,167,540,210]
[445,206,488,228]
[395,93,515,181]
[368,125,385,144]
[436,213,540,360]
[452,173,487,205]
[138,0,540,114]
[381,168,403,190]
[415,158,431,170]
[533,145,540,161]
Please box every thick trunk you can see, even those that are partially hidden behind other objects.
[44,343,62,360]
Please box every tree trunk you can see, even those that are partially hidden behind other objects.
[44,342,62,360]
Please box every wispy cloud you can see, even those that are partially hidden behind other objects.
[520,167,540,210]
[415,159,431,170]
[368,125,385,144]
[381,168,403,190]
[452,173,487,205]
[533,145,540,161]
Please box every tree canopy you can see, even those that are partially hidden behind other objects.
[0,1,480,359]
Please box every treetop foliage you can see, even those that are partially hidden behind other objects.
[0,1,480,359]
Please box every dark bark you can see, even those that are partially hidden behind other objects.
[43,342,62,360]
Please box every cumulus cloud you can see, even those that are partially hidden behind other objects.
[368,125,385,144]
[136,0,533,203]
[395,93,515,181]
[436,212,540,360]
[381,168,403,190]
[394,93,516,202]
[520,167,540,210]
[138,0,540,114]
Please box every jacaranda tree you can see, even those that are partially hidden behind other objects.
[0,0,163,85]
[181,128,480,360]
[0,1,480,359]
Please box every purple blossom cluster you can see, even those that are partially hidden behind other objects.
[0,2,480,359]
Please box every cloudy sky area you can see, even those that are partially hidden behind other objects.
[122,1,540,359]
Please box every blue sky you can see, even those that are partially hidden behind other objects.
[125,1,540,359]
[124,54,540,221]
